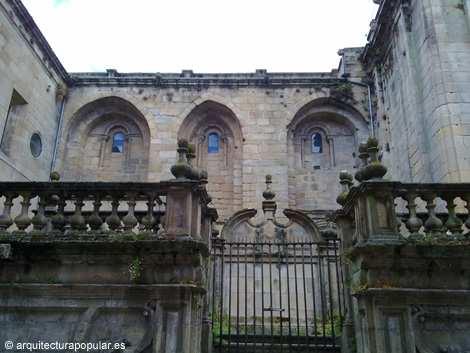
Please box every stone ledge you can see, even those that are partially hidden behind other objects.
[0,283,206,299]
[0,238,210,285]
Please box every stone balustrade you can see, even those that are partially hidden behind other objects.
[0,179,217,241]
[332,144,470,353]
[333,180,470,247]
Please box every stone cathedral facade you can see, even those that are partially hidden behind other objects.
[2,0,470,352]
[3,0,469,218]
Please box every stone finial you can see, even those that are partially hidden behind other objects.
[186,143,196,166]
[186,143,200,180]
[50,171,60,181]
[336,170,353,206]
[262,174,277,215]
[262,174,275,201]
[355,141,369,182]
[321,213,338,239]
[363,137,387,180]
[198,170,212,203]
[170,138,192,179]
[199,170,208,186]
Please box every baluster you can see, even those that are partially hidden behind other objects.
[14,192,34,231]
[122,192,138,232]
[405,194,423,241]
[354,141,369,182]
[69,194,86,231]
[464,195,470,237]
[31,192,49,231]
[443,195,464,238]
[88,194,103,232]
[0,192,17,231]
[141,192,157,232]
[106,195,122,231]
[422,193,444,238]
[51,192,67,232]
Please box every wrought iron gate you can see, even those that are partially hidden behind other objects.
[211,239,344,353]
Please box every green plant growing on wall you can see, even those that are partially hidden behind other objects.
[331,83,353,99]
[44,277,61,284]
[212,312,230,345]
[350,280,372,295]
[312,310,343,344]
[129,256,143,283]
[455,2,465,13]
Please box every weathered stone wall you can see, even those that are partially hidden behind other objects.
[0,0,374,220]
[333,179,470,353]
[55,71,370,221]
[365,0,470,183]
[0,178,217,353]
[0,0,68,181]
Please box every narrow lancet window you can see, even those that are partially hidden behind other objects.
[311,133,322,153]
[112,132,124,153]
[208,133,219,153]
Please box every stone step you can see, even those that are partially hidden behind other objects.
[216,334,341,353]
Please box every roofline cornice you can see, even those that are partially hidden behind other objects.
[7,0,70,84]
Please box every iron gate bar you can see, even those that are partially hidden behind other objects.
[261,243,265,353]
[228,243,233,350]
[277,248,284,353]
[309,243,318,351]
[237,244,240,352]
[301,244,309,353]
[317,242,327,352]
[211,238,217,353]
[294,243,301,348]
[333,241,343,349]
[220,240,225,353]
[284,242,293,353]
[253,244,257,353]
[326,241,335,350]
[268,243,274,352]
[245,244,248,352]
[212,239,343,353]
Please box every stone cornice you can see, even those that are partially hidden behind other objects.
[6,0,70,83]
[362,0,403,67]
[0,283,206,299]
[69,70,347,88]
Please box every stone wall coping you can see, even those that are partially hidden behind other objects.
[349,243,470,268]
[354,287,470,303]
[69,72,348,88]
[332,180,470,219]
[362,0,401,66]
[7,0,70,82]
[0,283,206,298]
[0,179,217,221]
[0,237,210,259]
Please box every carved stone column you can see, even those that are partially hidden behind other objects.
[98,135,109,167]
[328,137,335,167]
[299,135,307,168]
[195,134,205,168]
[125,136,132,166]
[222,135,230,166]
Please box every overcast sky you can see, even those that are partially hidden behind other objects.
[21,0,378,74]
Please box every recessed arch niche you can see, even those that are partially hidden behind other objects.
[179,101,243,220]
[63,97,151,182]
[287,98,369,211]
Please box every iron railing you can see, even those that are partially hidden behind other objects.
[211,239,344,353]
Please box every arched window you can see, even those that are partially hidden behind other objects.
[208,133,219,153]
[311,133,322,153]
[112,132,124,153]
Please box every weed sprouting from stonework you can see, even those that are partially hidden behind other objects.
[455,3,465,13]
[44,277,61,284]
[129,256,143,283]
